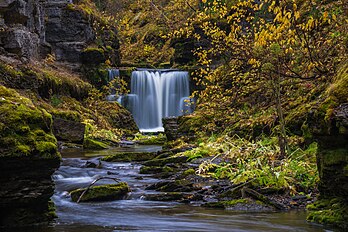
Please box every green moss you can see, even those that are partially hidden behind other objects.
[203,199,250,208]
[139,166,174,174]
[307,198,348,229]
[16,145,31,156]
[182,168,195,176]
[51,109,81,122]
[322,149,348,166]
[135,133,167,145]
[83,47,104,53]
[327,61,348,103]
[102,152,157,162]
[45,200,57,219]
[83,138,109,150]
[344,165,348,176]
[0,86,60,160]
[81,64,109,88]
[143,156,188,167]
[70,182,130,202]
[36,141,59,159]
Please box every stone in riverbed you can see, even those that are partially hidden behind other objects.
[203,198,275,212]
[101,152,157,162]
[83,138,108,150]
[144,192,193,202]
[70,182,130,202]
[142,155,188,167]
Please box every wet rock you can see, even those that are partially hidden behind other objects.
[83,138,108,150]
[102,152,157,162]
[203,198,275,212]
[84,161,100,168]
[53,118,85,144]
[0,157,60,226]
[139,166,174,174]
[143,156,188,167]
[146,180,198,192]
[144,192,193,202]
[70,182,130,202]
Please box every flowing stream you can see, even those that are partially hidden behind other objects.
[22,146,332,232]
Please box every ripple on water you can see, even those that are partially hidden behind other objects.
[44,147,332,232]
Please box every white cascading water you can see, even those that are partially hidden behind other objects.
[118,70,193,132]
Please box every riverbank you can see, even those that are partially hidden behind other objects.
[20,145,329,232]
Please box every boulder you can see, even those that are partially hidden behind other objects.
[3,27,39,59]
[70,182,130,202]
[53,117,85,144]
[83,138,108,150]
[144,192,192,202]
[81,47,106,65]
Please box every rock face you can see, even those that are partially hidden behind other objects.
[163,116,195,141]
[0,0,118,64]
[0,86,61,227]
[44,0,94,62]
[314,103,348,198]
[0,0,44,60]
[0,157,60,227]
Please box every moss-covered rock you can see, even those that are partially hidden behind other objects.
[144,192,192,202]
[91,101,138,132]
[83,138,109,150]
[307,198,348,230]
[70,182,130,202]
[146,179,196,192]
[203,198,274,212]
[0,86,60,159]
[135,133,167,145]
[139,165,174,174]
[81,47,106,65]
[0,86,61,227]
[143,155,188,167]
[101,152,157,162]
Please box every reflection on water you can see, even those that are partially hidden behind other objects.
[17,147,334,232]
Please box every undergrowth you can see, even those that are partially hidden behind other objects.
[181,134,318,195]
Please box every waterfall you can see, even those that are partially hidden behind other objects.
[118,70,193,132]
[106,68,120,101]
[108,69,120,82]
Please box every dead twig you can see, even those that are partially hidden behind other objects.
[77,176,120,203]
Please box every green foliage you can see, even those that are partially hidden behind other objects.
[194,135,318,194]
[50,95,62,107]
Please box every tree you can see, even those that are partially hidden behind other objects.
[176,0,347,157]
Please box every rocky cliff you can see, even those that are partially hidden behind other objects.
[0,86,61,227]
[0,0,131,228]
[0,0,118,66]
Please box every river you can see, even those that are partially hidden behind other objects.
[27,146,333,232]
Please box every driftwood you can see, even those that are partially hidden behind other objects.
[77,176,120,203]
[242,187,287,210]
